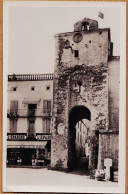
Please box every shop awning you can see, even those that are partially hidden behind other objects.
[7,141,47,149]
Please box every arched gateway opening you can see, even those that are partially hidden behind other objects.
[68,105,91,173]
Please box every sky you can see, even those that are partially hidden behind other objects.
[7,3,120,75]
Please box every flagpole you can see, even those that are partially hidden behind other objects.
[97,11,104,29]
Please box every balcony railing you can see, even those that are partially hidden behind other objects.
[8,74,54,81]
[7,108,52,118]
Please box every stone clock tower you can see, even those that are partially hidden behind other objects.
[51,18,118,172]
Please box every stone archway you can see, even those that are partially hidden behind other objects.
[68,105,91,172]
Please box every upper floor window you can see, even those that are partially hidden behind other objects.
[28,104,37,116]
[43,100,51,113]
[74,50,79,58]
[43,118,51,133]
[31,86,35,91]
[13,87,17,91]
[10,119,17,133]
[46,85,50,90]
[10,101,18,113]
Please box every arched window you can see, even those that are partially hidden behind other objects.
[82,22,89,31]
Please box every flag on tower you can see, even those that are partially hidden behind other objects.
[98,12,104,19]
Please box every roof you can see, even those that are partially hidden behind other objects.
[54,28,110,37]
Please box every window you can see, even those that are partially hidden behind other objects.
[77,81,82,93]
[13,87,17,91]
[43,118,51,133]
[82,22,89,31]
[10,119,17,132]
[28,104,37,116]
[74,50,79,58]
[10,101,18,113]
[43,100,51,113]
[31,86,35,91]
[46,85,50,90]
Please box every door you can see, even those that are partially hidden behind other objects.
[28,104,37,116]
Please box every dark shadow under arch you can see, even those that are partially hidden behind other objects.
[69,105,91,127]
[68,105,91,171]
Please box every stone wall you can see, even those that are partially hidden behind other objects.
[51,29,110,171]
[97,57,120,170]
[108,57,120,131]
[98,132,119,169]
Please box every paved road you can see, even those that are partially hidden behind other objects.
[4,167,118,193]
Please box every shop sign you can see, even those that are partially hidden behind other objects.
[36,134,51,140]
[7,134,27,140]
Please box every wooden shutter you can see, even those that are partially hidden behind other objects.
[43,100,51,113]
[10,101,18,112]
[10,119,17,132]
[43,100,47,109]
[14,119,17,131]
[10,120,13,131]
[43,119,47,132]
[47,101,51,110]
[47,119,51,132]
[43,118,51,133]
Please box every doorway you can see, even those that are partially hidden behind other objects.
[68,105,91,173]
[28,104,37,117]
[21,149,36,166]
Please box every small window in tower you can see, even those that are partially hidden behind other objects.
[31,86,35,91]
[13,87,17,91]
[74,50,79,58]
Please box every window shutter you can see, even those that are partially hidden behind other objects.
[10,120,13,131]
[43,119,47,132]
[14,119,17,131]
[10,119,17,132]
[43,118,51,133]
[43,100,51,113]
[47,101,51,110]
[47,119,51,132]
[43,100,47,109]
[10,101,18,112]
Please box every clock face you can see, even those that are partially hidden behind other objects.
[73,33,83,43]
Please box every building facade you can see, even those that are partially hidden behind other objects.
[7,74,53,166]
[7,18,119,176]
[51,18,119,173]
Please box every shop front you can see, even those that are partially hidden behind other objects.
[7,141,51,167]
